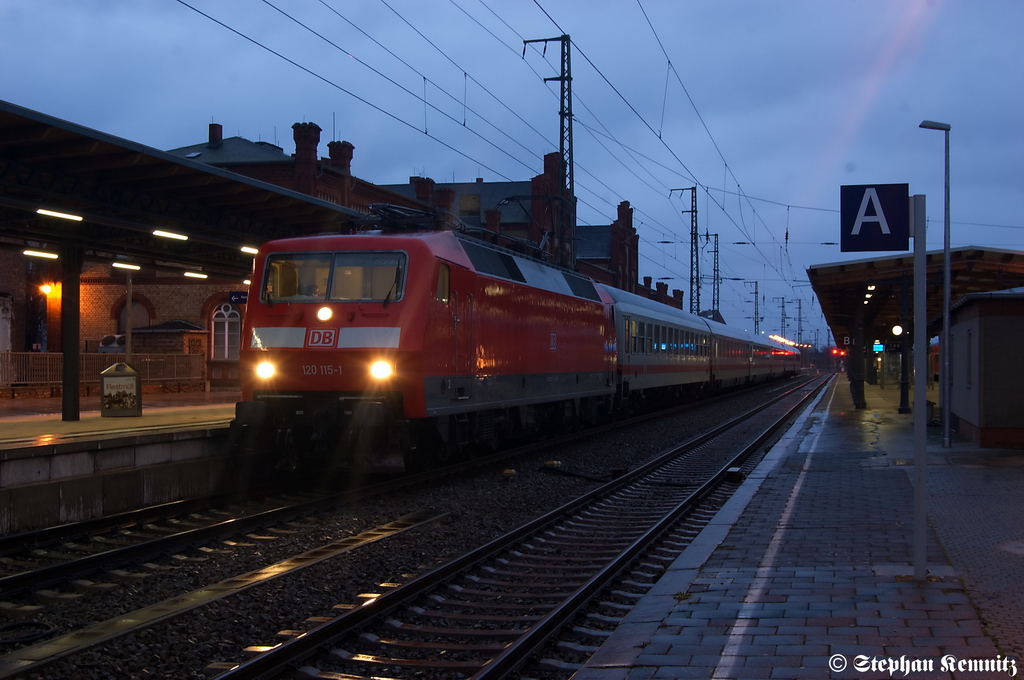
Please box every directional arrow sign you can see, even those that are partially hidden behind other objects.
[840,183,909,252]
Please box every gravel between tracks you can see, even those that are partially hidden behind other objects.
[12,387,783,680]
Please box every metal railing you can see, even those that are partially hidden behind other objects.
[0,353,206,387]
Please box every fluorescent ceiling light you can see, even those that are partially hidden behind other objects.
[153,230,188,241]
[112,262,141,271]
[36,208,83,221]
[23,249,59,259]
[240,246,259,255]
[183,271,208,279]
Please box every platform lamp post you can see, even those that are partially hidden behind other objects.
[113,262,140,365]
[919,120,951,448]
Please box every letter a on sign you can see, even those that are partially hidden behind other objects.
[840,184,909,252]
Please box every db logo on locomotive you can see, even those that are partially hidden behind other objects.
[306,328,337,347]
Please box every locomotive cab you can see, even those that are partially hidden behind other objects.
[237,237,425,477]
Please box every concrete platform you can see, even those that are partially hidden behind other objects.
[577,376,1023,679]
[0,390,239,448]
[0,391,246,533]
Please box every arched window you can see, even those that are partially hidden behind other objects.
[119,301,151,332]
[211,303,240,360]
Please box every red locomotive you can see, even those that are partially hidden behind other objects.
[235,210,799,472]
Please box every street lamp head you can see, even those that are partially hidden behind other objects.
[919,120,951,131]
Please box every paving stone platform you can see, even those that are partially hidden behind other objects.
[576,375,1023,679]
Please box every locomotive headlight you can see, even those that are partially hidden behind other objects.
[255,361,276,379]
[369,360,393,380]
[316,306,333,321]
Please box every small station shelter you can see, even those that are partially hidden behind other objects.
[808,246,1024,447]
[948,286,1024,448]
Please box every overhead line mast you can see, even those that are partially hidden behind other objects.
[525,35,574,268]
[671,187,699,314]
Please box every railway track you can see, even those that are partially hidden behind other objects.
[0,376,821,678]
[211,374,827,679]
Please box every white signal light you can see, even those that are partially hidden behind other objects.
[256,362,275,379]
[317,306,333,321]
[369,361,393,380]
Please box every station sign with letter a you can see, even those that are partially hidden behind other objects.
[840,184,909,252]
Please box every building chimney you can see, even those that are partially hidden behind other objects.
[208,123,223,149]
[411,177,435,204]
[292,122,322,197]
[292,122,321,163]
[327,140,354,175]
[656,281,668,297]
[643,276,652,289]
[485,209,502,233]
[435,187,455,214]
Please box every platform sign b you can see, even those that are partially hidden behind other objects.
[840,184,909,252]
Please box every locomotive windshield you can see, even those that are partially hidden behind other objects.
[262,251,406,303]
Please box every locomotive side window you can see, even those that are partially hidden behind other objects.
[436,262,450,303]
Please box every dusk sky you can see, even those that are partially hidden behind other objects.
[3,1,1021,347]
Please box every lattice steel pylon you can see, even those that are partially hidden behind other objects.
[671,187,699,314]
[525,35,574,268]
[686,188,698,315]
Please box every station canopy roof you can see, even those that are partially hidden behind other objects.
[808,246,1024,347]
[0,100,364,279]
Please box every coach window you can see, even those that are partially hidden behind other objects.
[436,262,450,303]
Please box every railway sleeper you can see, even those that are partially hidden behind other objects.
[538,657,583,671]
[493,558,605,571]
[609,589,644,601]
[588,611,625,624]
[573,625,614,640]
[386,618,524,638]
[518,543,621,557]
[558,639,601,654]
[328,648,486,671]
[430,594,555,611]
[408,605,544,623]
[294,668,401,680]
[449,586,575,600]
[506,550,608,563]
[540,531,631,545]
[562,518,650,531]
[359,631,508,652]
[597,600,633,614]
[459,578,585,591]
[619,578,657,589]
[481,566,587,579]
[0,602,44,618]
